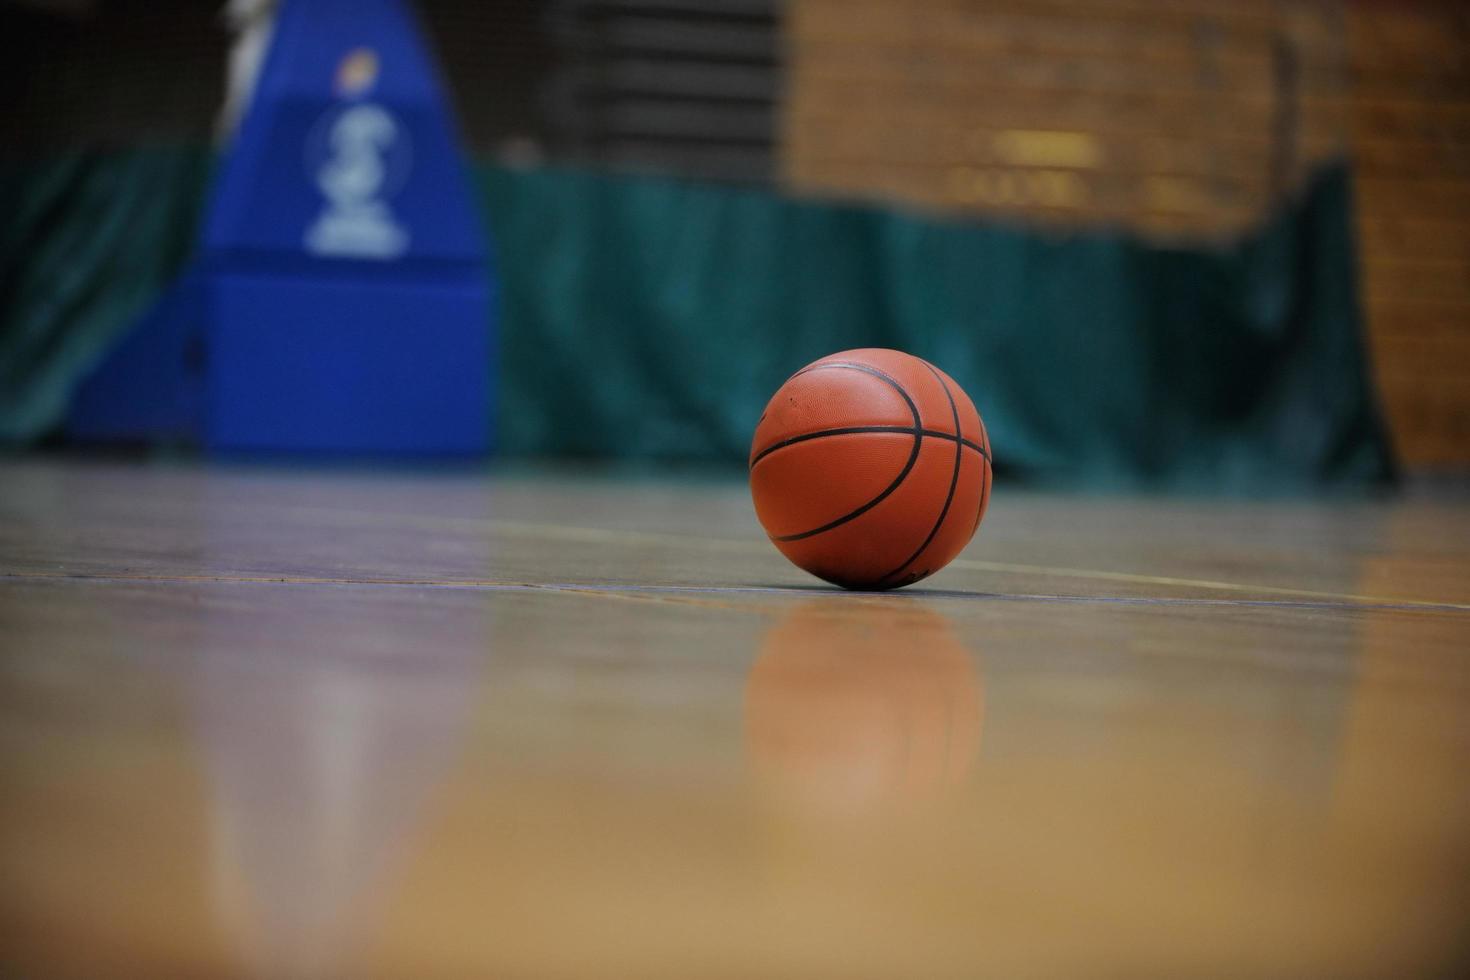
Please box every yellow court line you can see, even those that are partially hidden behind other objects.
[6,569,506,588]
[6,559,1469,613]
[454,515,1470,612]
[371,512,1468,612]
[251,503,1470,612]
[944,558,1470,612]
[0,567,783,614]
[20,500,1469,612]
[545,586,788,616]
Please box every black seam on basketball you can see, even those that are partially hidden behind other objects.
[749,427,989,470]
[769,363,923,543]
[971,456,990,539]
[971,420,991,537]
[752,362,984,466]
[878,362,964,584]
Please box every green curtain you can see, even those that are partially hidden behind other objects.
[481,163,1392,488]
[0,146,1393,488]
[0,146,212,444]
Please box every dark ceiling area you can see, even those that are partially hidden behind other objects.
[4,0,779,183]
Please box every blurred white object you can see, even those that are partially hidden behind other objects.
[218,0,279,142]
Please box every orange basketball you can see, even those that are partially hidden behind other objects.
[749,348,992,590]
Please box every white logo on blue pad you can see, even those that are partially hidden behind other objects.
[305,101,412,260]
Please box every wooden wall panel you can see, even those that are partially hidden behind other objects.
[780,0,1469,467]
[781,0,1345,238]
[1348,2,1470,467]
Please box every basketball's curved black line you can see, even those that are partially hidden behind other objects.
[749,426,989,470]
[768,363,923,543]
[970,421,992,538]
[750,359,988,466]
[877,361,964,585]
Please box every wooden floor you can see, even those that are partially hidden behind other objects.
[2,458,1468,979]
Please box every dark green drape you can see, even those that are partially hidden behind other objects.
[0,146,1393,488]
[0,146,212,444]
[481,163,1391,488]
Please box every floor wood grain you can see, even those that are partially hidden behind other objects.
[1,459,1467,978]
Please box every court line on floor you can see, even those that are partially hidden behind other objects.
[4,570,1469,615]
[10,501,1468,613]
[351,512,1470,613]
[200,500,1470,612]
[947,558,1470,611]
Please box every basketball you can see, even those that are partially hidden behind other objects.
[749,348,992,590]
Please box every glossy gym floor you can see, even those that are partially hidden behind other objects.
[2,459,1467,978]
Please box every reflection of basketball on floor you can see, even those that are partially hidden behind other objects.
[745,602,983,810]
